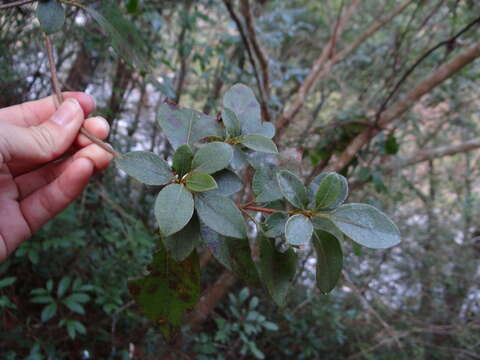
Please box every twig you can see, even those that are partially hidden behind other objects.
[326,39,480,174]
[239,0,270,100]
[343,270,403,349]
[375,14,480,123]
[44,34,120,158]
[222,0,270,122]
[0,0,36,9]
[275,0,415,143]
[44,35,64,107]
[241,205,286,214]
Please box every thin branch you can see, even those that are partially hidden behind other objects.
[390,138,480,170]
[375,13,480,122]
[239,0,270,97]
[274,0,360,141]
[241,205,286,214]
[44,35,64,107]
[324,39,480,175]
[343,270,403,349]
[222,0,270,122]
[275,0,415,142]
[0,0,36,9]
[44,34,120,158]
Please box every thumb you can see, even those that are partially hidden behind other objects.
[13,98,85,164]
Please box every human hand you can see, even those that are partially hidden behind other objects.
[0,93,113,262]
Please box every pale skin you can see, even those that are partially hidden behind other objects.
[0,92,113,262]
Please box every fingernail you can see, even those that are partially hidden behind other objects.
[51,98,81,127]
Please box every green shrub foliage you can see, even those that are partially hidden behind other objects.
[115,84,401,336]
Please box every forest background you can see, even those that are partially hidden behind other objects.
[1,0,480,358]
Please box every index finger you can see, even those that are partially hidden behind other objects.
[0,92,96,127]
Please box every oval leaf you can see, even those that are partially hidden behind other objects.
[185,173,218,192]
[223,84,275,138]
[194,193,246,239]
[158,104,223,149]
[222,107,242,138]
[259,236,297,307]
[210,170,243,197]
[199,224,233,270]
[116,151,174,186]
[155,184,194,237]
[311,217,344,242]
[200,224,260,286]
[239,134,278,154]
[313,231,343,294]
[331,204,401,249]
[314,172,348,210]
[253,166,283,203]
[285,214,313,246]
[262,213,288,238]
[163,215,201,262]
[173,144,193,177]
[276,170,309,209]
[192,142,233,174]
[37,0,65,35]
[41,303,57,322]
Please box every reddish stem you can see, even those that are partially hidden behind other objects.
[241,205,285,214]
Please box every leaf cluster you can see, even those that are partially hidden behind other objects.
[115,84,401,336]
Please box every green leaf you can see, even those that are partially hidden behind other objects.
[163,215,201,262]
[200,224,261,286]
[158,104,223,149]
[46,279,53,292]
[263,321,279,331]
[222,107,242,138]
[57,277,71,298]
[223,84,275,138]
[199,224,233,270]
[259,237,297,307]
[116,151,174,186]
[210,170,243,197]
[231,146,249,170]
[0,277,16,289]
[331,204,401,249]
[155,184,194,237]
[41,302,57,322]
[385,133,400,155]
[173,144,193,177]
[262,213,287,238]
[313,231,343,294]
[276,170,309,209]
[65,293,90,304]
[31,295,54,304]
[66,320,77,339]
[36,0,65,35]
[192,142,233,174]
[63,298,85,315]
[239,134,278,154]
[128,248,200,340]
[313,172,348,210]
[239,288,250,303]
[311,217,344,241]
[194,193,246,239]
[285,214,313,246]
[30,288,48,296]
[252,166,283,203]
[72,320,86,335]
[185,173,218,192]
